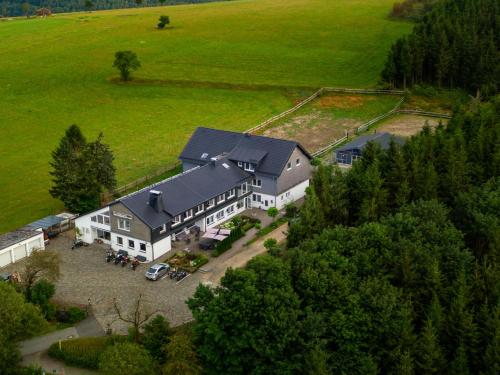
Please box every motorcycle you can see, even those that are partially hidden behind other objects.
[130,259,140,271]
[169,269,178,279]
[121,255,129,267]
[176,270,188,281]
[71,239,89,250]
[114,253,123,265]
[106,251,115,263]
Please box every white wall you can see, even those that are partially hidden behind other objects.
[275,179,309,209]
[0,230,45,268]
[75,207,111,245]
[152,235,172,261]
[110,232,152,261]
[250,192,276,210]
[205,199,247,229]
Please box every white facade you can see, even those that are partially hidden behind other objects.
[204,199,247,230]
[250,179,309,210]
[0,229,45,268]
[75,207,111,245]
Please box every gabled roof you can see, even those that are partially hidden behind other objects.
[179,127,311,176]
[114,158,251,229]
[336,132,404,153]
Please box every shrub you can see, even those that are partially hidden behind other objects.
[242,222,255,231]
[285,203,299,219]
[142,315,171,363]
[67,307,86,324]
[28,279,56,320]
[254,223,261,230]
[48,336,126,369]
[213,227,245,257]
[99,342,156,375]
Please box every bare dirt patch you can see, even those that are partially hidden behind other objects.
[262,109,360,153]
[377,114,447,137]
[315,94,372,109]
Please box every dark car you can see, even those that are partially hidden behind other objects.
[199,238,218,250]
[0,273,12,282]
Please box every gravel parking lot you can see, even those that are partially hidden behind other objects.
[1,208,285,334]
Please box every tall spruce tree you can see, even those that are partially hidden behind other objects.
[50,125,116,213]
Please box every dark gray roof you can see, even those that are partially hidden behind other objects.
[228,146,268,165]
[115,158,251,229]
[179,127,311,176]
[0,229,41,251]
[336,132,405,153]
[25,215,64,230]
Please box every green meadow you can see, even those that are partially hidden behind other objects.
[0,0,410,233]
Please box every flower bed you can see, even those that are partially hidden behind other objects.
[164,252,209,273]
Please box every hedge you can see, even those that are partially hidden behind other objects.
[48,335,127,369]
[212,227,245,257]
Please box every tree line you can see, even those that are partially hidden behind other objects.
[2,0,224,17]
[187,95,500,374]
[382,0,499,96]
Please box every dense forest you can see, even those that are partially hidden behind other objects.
[188,95,500,374]
[382,0,499,96]
[1,0,224,17]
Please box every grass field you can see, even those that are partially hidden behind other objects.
[0,0,411,233]
[259,93,402,153]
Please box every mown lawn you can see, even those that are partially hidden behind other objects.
[0,0,410,233]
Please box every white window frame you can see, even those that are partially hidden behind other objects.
[195,204,204,215]
[207,198,215,209]
[185,209,193,220]
[241,182,248,193]
[216,210,225,220]
[238,161,243,167]
[206,215,214,225]
[287,162,292,171]
[252,179,262,187]
[226,205,235,215]
[244,162,255,172]
[227,188,235,198]
[118,218,130,232]
[217,194,225,204]
[296,158,301,166]
[128,239,135,249]
[117,236,123,246]
[172,215,182,227]
[139,243,146,252]
[159,224,167,234]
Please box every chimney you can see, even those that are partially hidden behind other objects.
[210,157,217,167]
[148,190,164,213]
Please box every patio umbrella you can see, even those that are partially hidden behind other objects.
[206,228,219,234]
[218,229,231,235]
[202,232,217,239]
[214,234,228,241]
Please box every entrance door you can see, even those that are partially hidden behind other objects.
[265,200,268,207]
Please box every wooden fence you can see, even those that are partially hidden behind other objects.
[396,109,452,119]
[246,87,406,134]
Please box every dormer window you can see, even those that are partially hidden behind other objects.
[227,188,236,198]
[217,194,225,203]
[241,182,248,193]
[195,204,204,215]
[207,198,215,208]
[159,224,167,234]
[252,178,262,187]
[172,215,182,226]
[185,209,193,219]
[243,162,255,172]
[238,161,243,167]
[201,153,209,159]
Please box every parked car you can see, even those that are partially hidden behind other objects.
[0,273,12,282]
[145,263,170,281]
[199,238,218,250]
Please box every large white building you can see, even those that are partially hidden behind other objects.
[75,127,312,262]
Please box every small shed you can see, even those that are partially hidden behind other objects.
[24,213,77,236]
[0,228,45,268]
[335,132,404,165]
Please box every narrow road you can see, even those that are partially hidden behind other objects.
[201,223,288,284]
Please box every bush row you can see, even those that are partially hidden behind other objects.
[212,227,245,257]
[48,335,126,369]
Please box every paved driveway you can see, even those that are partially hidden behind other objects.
[48,233,202,334]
